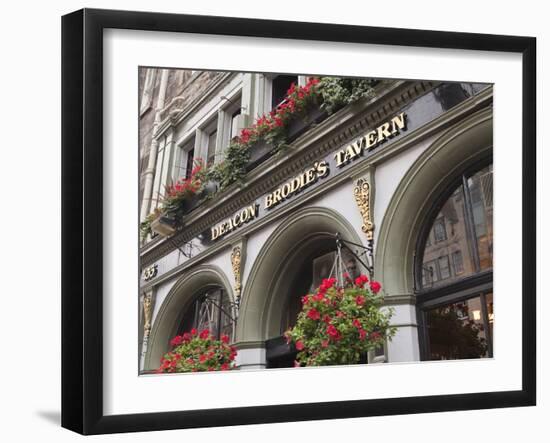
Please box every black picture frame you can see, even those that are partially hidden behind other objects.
[61,8,536,435]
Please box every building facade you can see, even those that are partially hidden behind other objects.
[138,69,493,372]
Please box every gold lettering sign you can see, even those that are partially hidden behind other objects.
[264,161,329,210]
[211,204,259,241]
[209,113,406,242]
[334,112,407,168]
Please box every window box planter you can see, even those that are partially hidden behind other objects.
[246,103,328,171]
[150,214,177,237]
[150,181,219,237]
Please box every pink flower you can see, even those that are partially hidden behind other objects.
[170,335,183,347]
[354,275,369,287]
[327,324,341,340]
[307,308,321,321]
[321,340,329,348]
[370,281,382,293]
[295,340,305,351]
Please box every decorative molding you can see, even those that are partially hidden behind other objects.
[353,177,374,241]
[233,340,266,350]
[154,72,236,137]
[374,106,493,296]
[230,241,246,307]
[139,98,493,290]
[142,291,154,339]
[382,294,416,306]
[141,80,440,264]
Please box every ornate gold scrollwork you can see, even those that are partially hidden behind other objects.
[143,293,153,339]
[354,178,374,241]
[230,246,242,303]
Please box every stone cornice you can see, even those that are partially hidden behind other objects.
[154,71,237,138]
[139,87,493,289]
[140,79,440,265]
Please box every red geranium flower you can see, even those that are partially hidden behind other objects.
[327,324,341,340]
[295,340,305,351]
[355,295,366,306]
[352,318,362,329]
[221,334,230,344]
[199,329,210,339]
[170,335,183,347]
[307,308,321,320]
[370,281,382,293]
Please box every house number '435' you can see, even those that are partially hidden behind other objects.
[143,264,158,281]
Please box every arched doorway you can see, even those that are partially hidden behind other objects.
[144,265,234,371]
[237,206,364,368]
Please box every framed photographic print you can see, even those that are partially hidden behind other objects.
[61,8,536,435]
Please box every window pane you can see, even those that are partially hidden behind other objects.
[467,165,493,271]
[486,291,494,340]
[425,296,490,360]
[438,255,451,280]
[178,288,234,342]
[207,130,217,166]
[185,148,194,179]
[451,250,464,274]
[230,108,241,140]
[421,185,476,288]
[272,75,298,108]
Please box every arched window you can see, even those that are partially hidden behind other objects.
[177,286,235,342]
[267,239,361,369]
[415,163,493,360]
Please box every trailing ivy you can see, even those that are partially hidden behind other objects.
[317,77,378,115]
[141,76,380,239]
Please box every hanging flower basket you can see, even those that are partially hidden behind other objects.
[285,275,396,367]
[157,329,237,373]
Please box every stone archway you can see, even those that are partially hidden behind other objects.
[144,264,234,371]
[236,206,364,345]
[375,107,493,297]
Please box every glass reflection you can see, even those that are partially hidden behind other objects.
[467,165,493,271]
[421,186,476,288]
[426,296,489,360]
[178,288,234,341]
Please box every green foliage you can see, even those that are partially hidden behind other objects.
[205,141,251,191]
[157,329,237,373]
[142,76,380,234]
[317,77,378,114]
